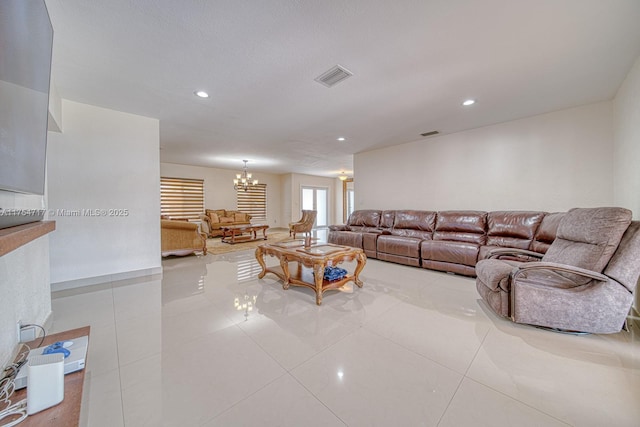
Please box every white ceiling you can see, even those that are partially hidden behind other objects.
[44,0,640,177]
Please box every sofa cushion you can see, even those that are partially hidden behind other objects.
[432,210,487,245]
[486,211,545,250]
[377,235,422,258]
[421,240,480,267]
[530,212,564,254]
[380,210,396,229]
[390,210,436,239]
[347,210,381,227]
[234,213,248,222]
[327,231,363,249]
[208,212,220,223]
[220,216,234,223]
[476,259,520,292]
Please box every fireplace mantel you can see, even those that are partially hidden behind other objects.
[0,221,55,257]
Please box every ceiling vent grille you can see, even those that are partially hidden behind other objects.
[420,131,440,137]
[314,65,353,88]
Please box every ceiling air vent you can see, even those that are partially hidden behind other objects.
[314,65,353,88]
[420,131,440,137]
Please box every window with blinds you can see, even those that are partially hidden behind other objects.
[237,184,267,221]
[160,177,204,220]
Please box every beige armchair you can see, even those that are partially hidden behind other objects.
[161,219,207,257]
[475,207,639,334]
[289,210,317,238]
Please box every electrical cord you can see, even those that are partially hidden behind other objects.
[20,324,46,348]
[0,323,48,426]
[0,398,27,427]
[0,377,27,427]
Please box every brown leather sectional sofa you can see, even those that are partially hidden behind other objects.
[328,209,565,276]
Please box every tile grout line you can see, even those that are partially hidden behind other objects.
[434,325,493,426]
[457,327,572,426]
[109,282,127,427]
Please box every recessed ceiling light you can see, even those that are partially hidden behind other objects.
[337,137,346,141]
[462,99,476,106]
[194,90,209,98]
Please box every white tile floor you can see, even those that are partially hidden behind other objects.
[50,247,640,427]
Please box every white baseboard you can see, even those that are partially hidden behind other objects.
[51,267,163,292]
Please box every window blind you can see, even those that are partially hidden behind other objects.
[160,177,204,220]
[237,184,266,221]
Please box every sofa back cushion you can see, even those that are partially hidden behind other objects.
[234,212,248,222]
[486,211,545,250]
[530,212,565,254]
[543,207,632,284]
[380,210,396,230]
[433,210,487,245]
[390,210,436,239]
[347,210,382,232]
[206,209,226,224]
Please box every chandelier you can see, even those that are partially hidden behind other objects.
[233,160,258,191]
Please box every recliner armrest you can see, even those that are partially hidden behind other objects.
[513,262,609,283]
[329,225,348,231]
[487,248,543,260]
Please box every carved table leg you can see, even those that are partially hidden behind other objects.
[353,252,367,288]
[280,256,291,289]
[255,246,267,279]
[313,262,325,305]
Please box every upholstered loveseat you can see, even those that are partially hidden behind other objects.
[199,209,252,237]
[329,209,565,276]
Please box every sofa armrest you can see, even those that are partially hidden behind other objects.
[161,220,198,231]
[329,225,348,231]
[488,248,543,260]
[512,262,609,283]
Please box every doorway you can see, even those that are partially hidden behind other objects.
[301,186,328,240]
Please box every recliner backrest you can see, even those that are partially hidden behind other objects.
[433,210,487,245]
[542,207,632,284]
[603,221,640,293]
[346,210,382,232]
[390,210,436,239]
[530,212,565,254]
[486,211,544,249]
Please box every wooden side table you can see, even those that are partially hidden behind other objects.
[9,326,90,427]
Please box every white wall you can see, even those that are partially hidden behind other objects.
[0,236,51,366]
[47,100,161,286]
[160,162,283,227]
[613,56,640,220]
[355,102,614,212]
[613,55,640,316]
[0,160,51,367]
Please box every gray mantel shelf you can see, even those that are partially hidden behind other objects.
[0,220,55,257]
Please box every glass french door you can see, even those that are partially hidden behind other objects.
[301,186,328,234]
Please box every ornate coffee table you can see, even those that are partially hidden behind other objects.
[221,224,269,244]
[255,241,367,305]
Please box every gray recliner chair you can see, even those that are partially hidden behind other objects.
[476,207,639,334]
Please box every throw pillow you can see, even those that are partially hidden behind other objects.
[208,212,220,223]
[220,216,234,223]
[235,213,247,222]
